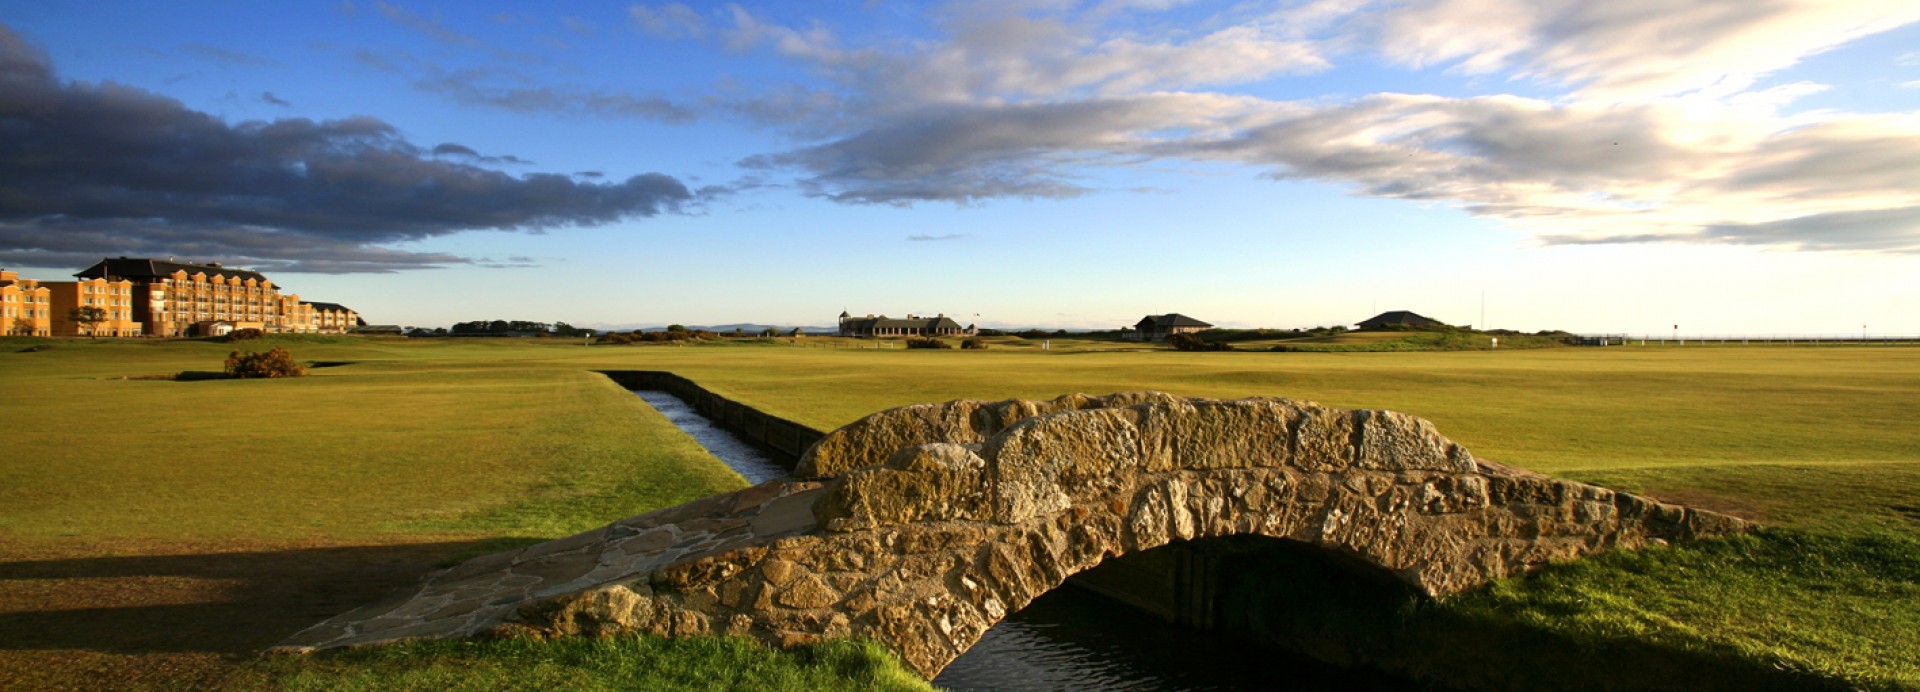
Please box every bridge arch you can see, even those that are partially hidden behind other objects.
[280,393,1748,678]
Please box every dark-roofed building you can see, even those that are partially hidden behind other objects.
[302,301,363,333]
[62,256,361,336]
[838,311,971,338]
[1357,310,1446,330]
[77,257,270,285]
[1127,313,1212,341]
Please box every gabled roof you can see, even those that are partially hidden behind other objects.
[301,301,355,314]
[76,257,270,284]
[1136,313,1212,329]
[842,315,966,330]
[1358,310,1444,327]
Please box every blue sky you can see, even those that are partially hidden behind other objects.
[2,1,1918,333]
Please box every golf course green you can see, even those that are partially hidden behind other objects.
[2,334,1915,689]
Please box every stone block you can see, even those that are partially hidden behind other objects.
[814,443,989,531]
[987,408,1145,523]
[1142,398,1300,472]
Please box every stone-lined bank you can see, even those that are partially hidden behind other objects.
[599,370,824,466]
[278,392,1749,679]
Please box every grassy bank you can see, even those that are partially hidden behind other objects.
[252,636,927,691]
[3,336,1917,688]
[1265,330,1571,351]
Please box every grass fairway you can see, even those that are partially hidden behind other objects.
[2,336,1917,688]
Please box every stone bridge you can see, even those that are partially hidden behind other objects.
[279,392,1749,677]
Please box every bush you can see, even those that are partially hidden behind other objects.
[224,347,306,378]
[905,337,953,349]
[1167,332,1233,352]
[960,337,989,350]
[223,328,264,342]
[595,329,722,345]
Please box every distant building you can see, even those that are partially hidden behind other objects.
[0,270,52,336]
[1127,313,1212,341]
[193,320,238,337]
[1357,310,1446,330]
[66,257,361,336]
[303,301,363,334]
[838,311,971,337]
[46,277,142,337]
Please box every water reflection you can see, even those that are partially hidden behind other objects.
[631,390,789,484]
[934,585,1415,691]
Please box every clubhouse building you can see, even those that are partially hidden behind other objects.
[837,311,973,338]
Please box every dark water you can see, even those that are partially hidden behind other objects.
[631,390,789,484]
[933,584,1414,691]
[632,388,1411,690]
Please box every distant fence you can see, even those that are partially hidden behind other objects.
[1576,334,1920,346]
[598,370,826,468]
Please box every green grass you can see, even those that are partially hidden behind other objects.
[1446,529,1920,688]
[3,336,1919,688]
[1222,529,1918,690]
[0,338,739,541]
[1266,330,1570,351]
[252,636,929,691]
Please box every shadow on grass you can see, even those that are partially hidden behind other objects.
[0,538,540,657]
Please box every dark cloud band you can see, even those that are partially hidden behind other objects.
[0,24,692,273]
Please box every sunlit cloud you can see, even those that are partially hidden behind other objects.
[707,1,1920,252]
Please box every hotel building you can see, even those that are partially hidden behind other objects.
[67,257,360,337]
[46,277,142,337]
[1,270,52,336]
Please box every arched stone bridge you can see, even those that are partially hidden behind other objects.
[279,392,1749,677]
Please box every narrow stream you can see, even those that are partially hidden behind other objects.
[631,388,1412,691]
[632,390,789,484]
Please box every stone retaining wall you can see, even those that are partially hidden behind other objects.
[599,370,825,467]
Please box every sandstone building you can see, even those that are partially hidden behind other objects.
[0,270,52,336]
[53,257,361,337]
[303,301,360,334]
[837,311,972,337]
[46,277,142,337]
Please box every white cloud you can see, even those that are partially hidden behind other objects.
[711,3,1326,105]
[699,1,1920,252]
[629,3,707,40]
[1369,0,1920,100]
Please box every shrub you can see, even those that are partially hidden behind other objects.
[223,328,264,342]
[960,337,989,350]
[1168,332,1233,352]
[224,347,306,378]
[905,337,953,349]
